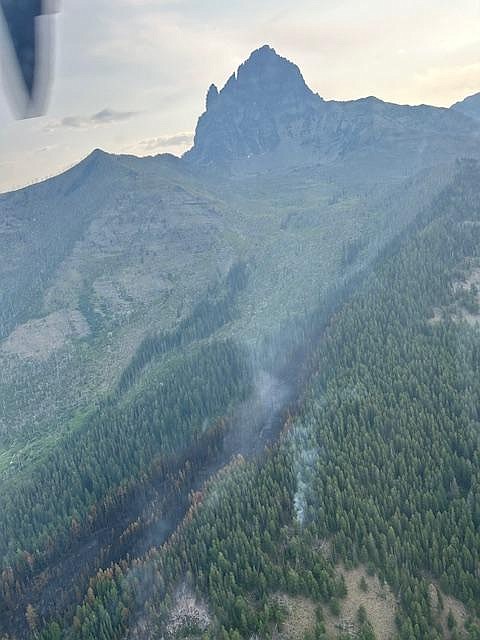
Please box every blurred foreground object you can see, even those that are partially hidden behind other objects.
[0,0,60,118]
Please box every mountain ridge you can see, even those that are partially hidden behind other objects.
[451,90,480,121]
[6,44,479,196]
[184,45,480,177]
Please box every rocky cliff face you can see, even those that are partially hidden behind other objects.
[185,45,320,168]
[185,45,480,177]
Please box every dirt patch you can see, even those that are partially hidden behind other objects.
[275,594,317,640]
[429,583,471,638]
[275,566,397,639]
[1,309,90,360]
[323,567,398,639]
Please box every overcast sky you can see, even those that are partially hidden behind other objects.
[1,0,480,192]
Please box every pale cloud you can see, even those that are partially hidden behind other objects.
[133,132,193,153]
[45,108,139,131]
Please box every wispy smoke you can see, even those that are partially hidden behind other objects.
[290,423,324,526]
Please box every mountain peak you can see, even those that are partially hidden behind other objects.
[185,45,320,168]
[239,44,290,71]
[199,45,316,117]
[249,43,277,57]
[221,44,314,103]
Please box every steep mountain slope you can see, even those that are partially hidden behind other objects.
[0,153,241,436]
[36,160,480,640]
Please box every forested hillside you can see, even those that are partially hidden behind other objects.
[20,160,480,640]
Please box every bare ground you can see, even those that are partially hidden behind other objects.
[325,567,397,639]
[429,582,472,638]
[276,566,397,640]
[275,594,317,640]
[0,309,90,360]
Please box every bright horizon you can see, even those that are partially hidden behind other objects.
[1,0,480,193]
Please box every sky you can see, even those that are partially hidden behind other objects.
[1,0,480,192]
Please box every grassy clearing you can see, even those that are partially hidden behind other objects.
[277,565,398,640]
